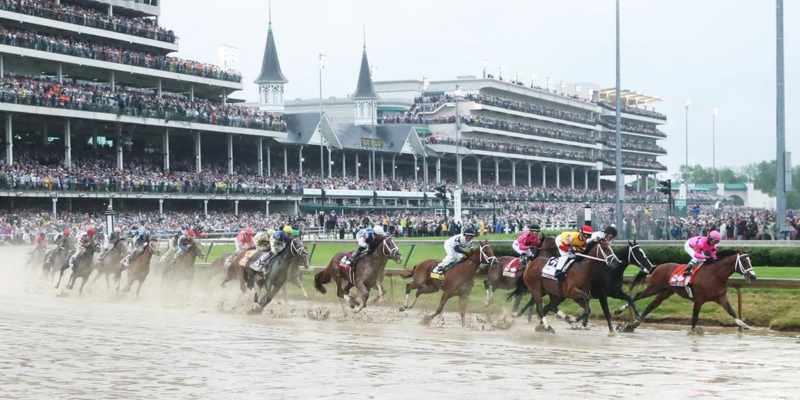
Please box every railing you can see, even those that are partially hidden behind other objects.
[0,183,303,196]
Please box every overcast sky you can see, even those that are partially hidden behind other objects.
[161,0,798,177]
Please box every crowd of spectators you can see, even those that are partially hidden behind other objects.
[600,138,667,154]
[424,136,594,162]
[599,157,667,171]
[0,74,286,131]
[597,101,667,121]
[459,115,588,142]
[1,0,176,43]
[377,114,456,124]
[0,26,241,82]
[598,119,666,137]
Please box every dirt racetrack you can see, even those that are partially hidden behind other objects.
[1,246,798,399]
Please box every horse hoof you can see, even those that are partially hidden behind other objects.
[546,326,556,334]
[613,309,624,316]
[607,332,618,338]
[688,328,704,336]
[564,316,575,324]
[398,307,406,312]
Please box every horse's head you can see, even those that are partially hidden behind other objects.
[379,236,402,264]
[289,237,310,269]
[537,236,557,258]
[590,238,619,269]
[625,239,653,274]
[192,240,205,258]
[475,240,497,268]
[719,249,756,282]
[147,239,159,254]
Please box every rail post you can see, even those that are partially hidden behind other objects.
[204,242,214,261]
[737,286,743,333]
[389,275,395,301]
[404,244,416,268]
[308,244,317,264]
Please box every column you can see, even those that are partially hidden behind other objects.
[234,200,239,216]
[423,157,428,185]
[511,161,517,187]
[342,152,346,178]
[163,129,170,171]
[637,174,641,192]
[585,169,589,190]
[542,164,547,187]
[110,70,115,91]
[194,131,202,172]
[392,155,397,181]
[222,91,228,105]
[52,198,57,217]
[556,166,561,188]
[257,138,264,177]
[527,163,532,187]
[368,154,373,180]
[494,159,500,186]
[157,78,162,98]
[0,54,3,76]
[570,166,575,189]
[92,127,98,151]
[64,119,71,169]
[355,153,359,179]
[266,145,272,176]
[477,157,482,185]
[298,147,303,176]
[4,114,11,166]
[57,63,63,84]
[381,155,385,180]
[328,147,333,178]
[456,154,463,185]
[107,3,112,15]
[294,200,299,214]
[597,170,601,191]
[413,155,418,182]
[117,125,124,171]
[227,133,234,174]
[265,200,270,217]
[203,200,208,215]
[190,84,195,102]
[159,199,164,215]
[283,147,288,176]
[41,122,48,146]
[435,158,440,183]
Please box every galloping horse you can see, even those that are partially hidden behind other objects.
[511,238,619,333]
[55,243,101,294]
[517,241,653,332]
[42,245,70,281]
[122,239,159,298]
[314,235,402,313]
[615,249,756,333]
[484,236,555,309]
[90,241,128,291]
[25,245,47,272]
[399,241,497,327]
[161,241,205,290]
[249,237,310,314]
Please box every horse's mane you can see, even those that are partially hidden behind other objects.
[715,249,739,259]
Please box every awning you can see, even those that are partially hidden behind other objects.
[377,106,409,112]
[725,183,747,190]
[415,127,433,136]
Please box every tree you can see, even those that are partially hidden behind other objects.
[717,167,746,184]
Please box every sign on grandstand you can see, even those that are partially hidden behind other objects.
[453,190,462,218]
[360,139,383,149]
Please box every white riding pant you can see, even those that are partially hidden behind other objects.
[512,241,531,258]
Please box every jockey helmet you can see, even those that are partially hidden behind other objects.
[109,232,117,240]
[245,227,254,235]
[463,228,476,237]
[87,228,95,235]
[529,224,541,232]
[186,230,196,237]
[140,229,150,237]
[604,226,618,238]
[365,227,374,235]
[580,225,594,235]
[373,225,385,235]
[292,230,299,236]
[708,230,722,243]
[283,226,293,234]
[267,229,276,236]
[114,227,122,234]
[63,229,71,235]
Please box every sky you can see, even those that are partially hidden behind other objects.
[161,0,798,178]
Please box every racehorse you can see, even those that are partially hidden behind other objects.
[314,235,402,314]
[515,241,653,332]
[510,238,619,334]
[161,241,205,290]
[615,249,756,333]
[249,237,310,314]
[25,245,47,272]
[484,236,555,309]
[398,241,497,327]
[55,243,101,294]
[90,241,128,292]
[122,239,159,298]
[42,245,70,281]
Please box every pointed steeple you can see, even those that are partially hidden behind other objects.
[352,28,378,100]
[254,3,288,85]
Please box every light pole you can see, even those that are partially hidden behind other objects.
[530,73,538,88]
[684,98,691,183]
[454,84,463,185]
[482,60,490,78]
[319,54,328,179]
[614,0,624,234]
[546,77,552,91]
[712,107,719,182]
[560,81,566,93]
[515,69,522,84]
[776,0,787,232]
[499,64,506,81]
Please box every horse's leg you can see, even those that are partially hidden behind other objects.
[715,294,750,330]
[353,280,370,314]
[689,301,704,334]
[423,291,451,325]
[409,282,437,311]
[293,274,309,298]
[611,289,643,326]
[400,282,415,311]
[55,262,68,289]
[597,295,615,334]
[483,280,492,307]
[516,296,536,318]
[135,279,144,298]
[639,290,673,323]
[79,276,89,295]
[615,283,662,315]
[458,293,470,328]
[533,291,554,334]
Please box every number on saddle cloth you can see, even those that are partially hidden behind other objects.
[502,258,521,278]
[540,257,560,281]
[237,250,258,267]
[669,264,699,287]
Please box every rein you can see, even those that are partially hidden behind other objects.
[576,241,619,265]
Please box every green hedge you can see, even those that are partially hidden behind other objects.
[487,245,800,267]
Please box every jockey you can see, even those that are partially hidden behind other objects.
[351,226,375,266]
[68,228,95,269]
[28,230,49,261]
[254,230,272,252]
[553,225,593,279]
[168,229,197,265]
[226,227,255,266]
[683,230,721,276]
[269,226,293,256]
[99,227,123,262]
[47,229,71,264]
[432,228,476,276]
[513,224,541,261]
[122,229,151,267]
[586,225,618,247]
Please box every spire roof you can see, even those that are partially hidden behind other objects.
[352,35,378,100]
[254,9,288,85]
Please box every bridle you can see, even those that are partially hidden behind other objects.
[627,244,652,273]
[290,238,308,258]
[479,244,497,267]
[379,236,401,262]
[734,253,754,277]
[576,240,620,267]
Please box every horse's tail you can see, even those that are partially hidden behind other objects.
[630,270,649,290]
[314,268,330,294]
[506,275,528,302]
[397,265,415,279]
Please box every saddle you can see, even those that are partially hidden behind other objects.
[541,257,560,281]
[238,249,259,267]
[669,264,701,298]
[338,251,358,284]
[502,258,522,278]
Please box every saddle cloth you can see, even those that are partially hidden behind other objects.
[669,264,700,288]
[541,257,559,281]
[246,252,271,271]
[502,258,521,278]
[238,249,258,267]
[338,251,356,270]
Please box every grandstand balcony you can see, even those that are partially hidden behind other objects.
[472,102,597,131]
[458,121,599,150]
[70,0,160,18]
[597,101,667,125]
[598,121,666,140]
[599,158,667,173]
[599,141,667,156]
[0,187,302,202]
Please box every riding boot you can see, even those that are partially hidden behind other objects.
[684,261,697,276]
